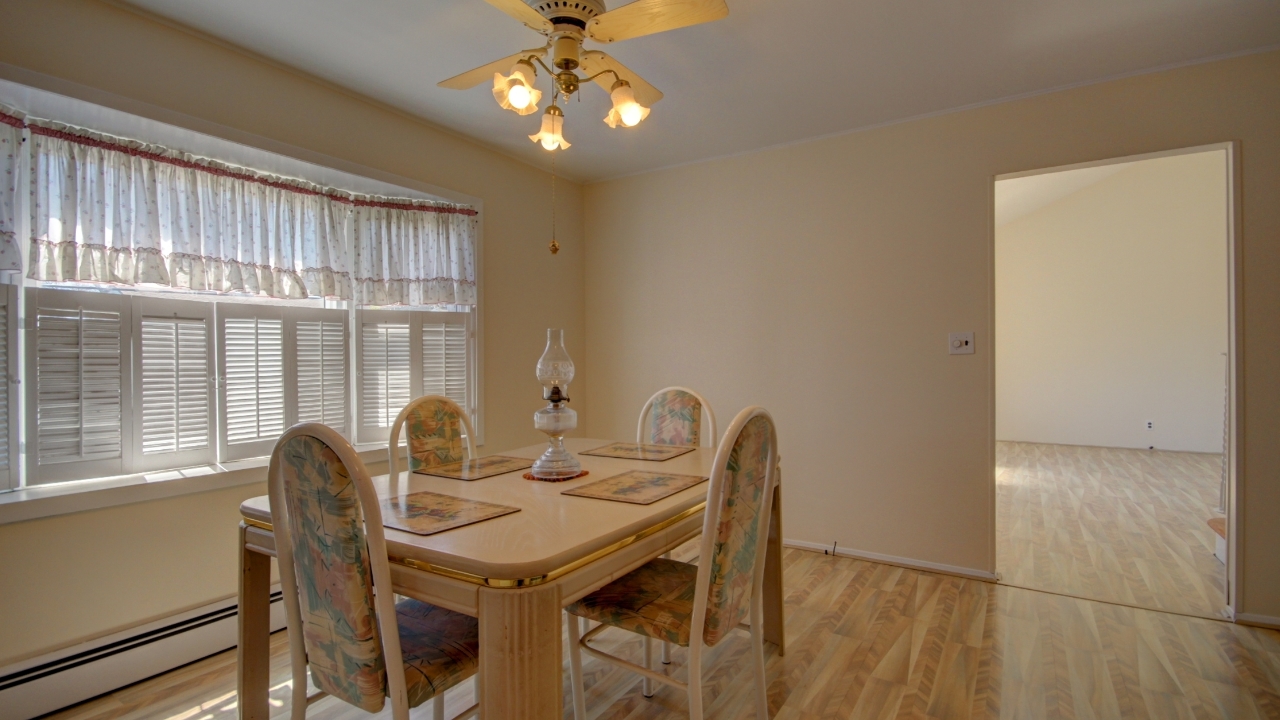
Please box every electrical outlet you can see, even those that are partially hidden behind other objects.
[948,332,975,355]
[1147,421,1154,430]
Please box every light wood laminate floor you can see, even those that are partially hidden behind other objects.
[44,549,1280,720]
[997,442,1226,619]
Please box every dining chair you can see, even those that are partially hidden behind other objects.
[636,387,718,448]
[268,423,480,720]
[633,386,719,666]
[566,406,780,720]
[389,395,477,481]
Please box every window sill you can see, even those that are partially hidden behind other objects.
[0,444,391,526]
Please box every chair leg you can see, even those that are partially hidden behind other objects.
[752,594,769,718]
[687,650,704,720]
[567,611,588,720]
[433,693,445,720]
[642,637,654,697]
[659,551,673,665]
[290,663,308,720]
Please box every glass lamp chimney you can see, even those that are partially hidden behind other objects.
[536,328,574,402]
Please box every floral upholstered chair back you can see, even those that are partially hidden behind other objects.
[274,431,390,711]
[638,387,717,448]
[698,409,777,647]
[390,396,476,480]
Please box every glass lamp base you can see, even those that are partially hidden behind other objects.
[531,436,582,479]
[532,403,580,480]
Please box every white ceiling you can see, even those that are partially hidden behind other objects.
[120,0,1280,182]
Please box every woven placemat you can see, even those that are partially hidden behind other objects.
[382,490,520,536]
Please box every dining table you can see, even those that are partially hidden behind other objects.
[236,437,785,720]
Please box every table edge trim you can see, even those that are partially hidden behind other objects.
[241,502,707,589]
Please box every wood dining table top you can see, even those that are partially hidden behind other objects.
[239,437,718,583]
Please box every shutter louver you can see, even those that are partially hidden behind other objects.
[140,317,211,454]
[36,306,124,466]
[422,322,468,410]
[361,322,411,430]
[224,317,285,445]
[296,319,347,432]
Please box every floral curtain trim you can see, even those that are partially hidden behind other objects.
[13,113,477,302]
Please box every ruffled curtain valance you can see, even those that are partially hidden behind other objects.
[16,115,477,303]
[351,200,478,306]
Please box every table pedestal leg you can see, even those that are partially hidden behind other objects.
[478,583,563,719]
[762,482,786,655]
[238,523,272,720]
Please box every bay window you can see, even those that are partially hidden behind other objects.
[0,98,480,490]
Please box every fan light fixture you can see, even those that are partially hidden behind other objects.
[440,0,730,152]
[530,104,571,150]
[605,80,649,128]
[493,59,542,115]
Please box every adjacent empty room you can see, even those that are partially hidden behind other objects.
[995,149,1231,619]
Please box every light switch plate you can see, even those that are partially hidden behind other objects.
[949,332,975,355]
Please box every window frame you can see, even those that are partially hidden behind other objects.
[0,78,486,498]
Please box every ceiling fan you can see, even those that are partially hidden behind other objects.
[439,0,729,150]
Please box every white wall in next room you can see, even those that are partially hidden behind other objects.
[995,150,1229,453]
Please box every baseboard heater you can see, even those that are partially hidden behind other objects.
[0,590,286,720]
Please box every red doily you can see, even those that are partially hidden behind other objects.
[522,470,589,483]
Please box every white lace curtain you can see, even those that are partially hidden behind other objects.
[351,201,477,306]
[19,117,476,304]
[0,109,23,271]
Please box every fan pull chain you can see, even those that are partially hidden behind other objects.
[549,152,559,255]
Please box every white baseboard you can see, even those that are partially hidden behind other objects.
[0,590,286,720]
[1236,612,1280,630]
[784,539,998,582]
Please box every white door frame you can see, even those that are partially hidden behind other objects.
[990,141,1242,619]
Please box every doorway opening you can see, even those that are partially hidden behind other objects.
[993,145,1236,620]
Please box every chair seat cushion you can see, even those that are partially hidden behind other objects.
[565,557,698,646]
[395,599,480,707]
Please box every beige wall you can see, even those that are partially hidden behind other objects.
[583,51,1280,617]
[0,0,585,665]
[996,151,1230,453]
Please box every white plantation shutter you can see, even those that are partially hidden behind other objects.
[0,286,16,489]
[356,309,474,444]
[357,312,412,443]
[133,298,215,471]
[218,305,285,460]
[288,308,348,433]
[25,288,132,484]
[421,312,471,416]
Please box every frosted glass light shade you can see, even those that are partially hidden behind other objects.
[604,81,649,128]
[530,107,571,150]
[493,60,542,116]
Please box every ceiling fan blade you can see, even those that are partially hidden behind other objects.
[438,48,548,90]
[482,0,553,32]
[581,51,664,106]
[586,0,727,43]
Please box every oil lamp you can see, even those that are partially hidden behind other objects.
[531,328,581,479]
